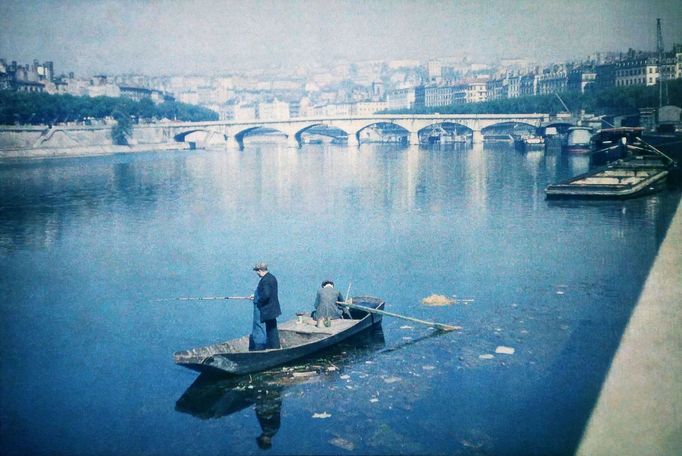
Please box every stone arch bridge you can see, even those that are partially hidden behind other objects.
[162,113,550,149]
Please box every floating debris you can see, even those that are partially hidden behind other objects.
[383,376,402,384]
[462,439,484,449]
[402,336,413,341]
[329,437,355,451]
[555,285,568,295]
[326,366,337,372]
[340,374,350,380]
[422,365,436,370]
[312,412,332,419]
[495,346,515,355]
[292,371,317,378]
[369,398,379,403]
[421,294,455,306]
[400,325,414,330]
[478,354,495,360]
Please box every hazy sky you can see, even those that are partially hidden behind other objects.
[1,0,682,76]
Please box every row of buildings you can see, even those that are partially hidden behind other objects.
[0,59,174,103]
[1,44,681,122]
[391,47,682,111]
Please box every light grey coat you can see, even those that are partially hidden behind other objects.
[313,286,345,319]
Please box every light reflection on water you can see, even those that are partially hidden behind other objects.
[0,143,679,455]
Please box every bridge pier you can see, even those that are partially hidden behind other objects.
[408,131,419,146]
[347,133,359,147]
[472,129,484,144]
[226,136,241,150]
[287,135,300,149]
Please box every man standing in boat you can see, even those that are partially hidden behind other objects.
[251,262,281,350]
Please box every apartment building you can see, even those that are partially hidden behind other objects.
[387,87,416,110]
[537,68,568,95]
[257,99,290,120]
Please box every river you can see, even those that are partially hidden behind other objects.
[0,142,679,455]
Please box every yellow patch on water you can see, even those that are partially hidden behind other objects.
[421,294,455,306]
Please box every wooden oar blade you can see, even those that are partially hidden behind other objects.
[151,296,253,302]
[434,323,463,332]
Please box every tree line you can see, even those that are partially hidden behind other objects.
[387,79,682,116]
[0,91,219,126]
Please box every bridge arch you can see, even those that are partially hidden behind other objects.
[293,123,349,145]
[228,126,290,149]
[417,121,473,144]
[173,128,227,148]
[174,129,211,142]
[353,121,410,145]
[481,121,538,136]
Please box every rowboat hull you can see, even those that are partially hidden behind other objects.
[175,326,386,418]
[174,296,384,375]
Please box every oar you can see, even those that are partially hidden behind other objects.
[342,282,353,319]
[152,296,253,302]
[338,301,462,332]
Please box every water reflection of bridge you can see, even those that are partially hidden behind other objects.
[166,113,550,149]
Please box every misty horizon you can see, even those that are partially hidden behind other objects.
[1,0,682,77]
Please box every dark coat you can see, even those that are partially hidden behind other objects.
[254,272,281,322]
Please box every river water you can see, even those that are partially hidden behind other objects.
[0,142,679,455]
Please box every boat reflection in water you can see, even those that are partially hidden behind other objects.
[175,327,386,449]
[177,373,286,449]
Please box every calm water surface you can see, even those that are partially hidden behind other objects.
[0,143,679,455]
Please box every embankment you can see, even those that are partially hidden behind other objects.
[0,124,191,159]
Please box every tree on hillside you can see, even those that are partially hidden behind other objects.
[111,110,132,145]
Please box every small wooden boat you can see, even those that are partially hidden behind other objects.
[545,157,670,199]
[519,134,545,151]
[174,296,384,375]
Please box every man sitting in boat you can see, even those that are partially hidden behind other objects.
[312,280,346,327]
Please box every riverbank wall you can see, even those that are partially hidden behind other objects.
[577,196,682,455]
[0,124,191,159]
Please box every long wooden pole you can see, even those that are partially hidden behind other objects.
[152,296,253,302]
[338,301,462,332]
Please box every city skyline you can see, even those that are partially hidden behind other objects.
[1,0,682,76]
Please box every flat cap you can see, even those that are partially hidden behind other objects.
[252,262,268,271]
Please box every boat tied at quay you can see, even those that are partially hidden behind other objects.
[545,140,677,199]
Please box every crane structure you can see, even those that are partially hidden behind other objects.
[656,18,665,107]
